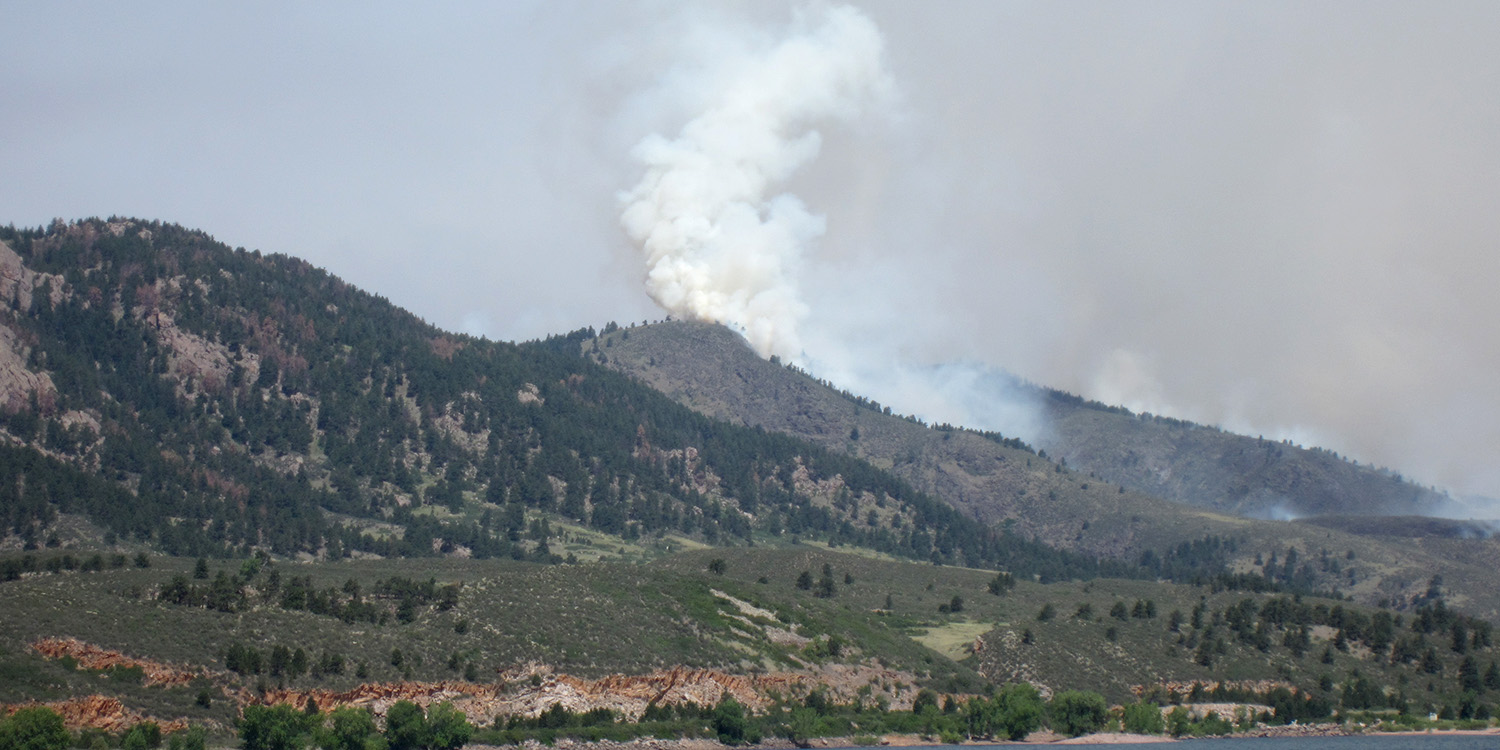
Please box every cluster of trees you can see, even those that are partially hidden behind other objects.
[1136,681,1333,724]
[223,641,350,680]
[0,709,203,750]
[793,563,842,599]
[155,558,462,627]
[6,218,1389,612]
[473,685,1120,746]
[1137,537,1346,599]
[0,219,1179,587]
[1149,594,1500,716]
[239,702,470,750]
[1167,594,1495,671]
[0,551,150,581]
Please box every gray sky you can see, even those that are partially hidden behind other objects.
[5,1,1499,503]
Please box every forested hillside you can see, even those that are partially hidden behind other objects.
[592,321,1500,619]
[1035,391,1451,519]
[0,218,1112,580]
[1,219,1499,742]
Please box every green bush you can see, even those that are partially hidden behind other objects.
[1193,711,1233,737]
[993,683,1045,741]
[424,703,471,750]
[121,723,161,750]
[382,702,427,750]
[167,727,206,750]
[0,707,71,750]
[316,708,377,750]
[1120,701,1164,735]
[1166,706,1192,737]
[710,696,757,745]
[240,705,313,750]
[1048,691,1109,737]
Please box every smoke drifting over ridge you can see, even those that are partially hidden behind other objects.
[618,5,893,361]
[617,4,1048,445]
[611,2,1500,509]
[7,2,1499,503]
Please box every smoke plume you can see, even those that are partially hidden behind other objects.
[618,5,893,361]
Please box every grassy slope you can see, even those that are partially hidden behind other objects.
[0,547,979,731]
[4,545,1494,719]
[593,321,1500,620]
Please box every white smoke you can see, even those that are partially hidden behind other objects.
[618,4,894,361]
[614,4,1046,445]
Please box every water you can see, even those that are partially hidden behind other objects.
[861,737,1497,750]
[1103,737,1492,749]
[1101,737,1496,749]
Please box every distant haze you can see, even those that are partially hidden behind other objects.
[4,2,1499,505]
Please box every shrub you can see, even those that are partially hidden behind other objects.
[425,702,472,750]
[0,707,71,750]
[1120,702,1164,735]
[383,702,427,750]
[911,689,940,716]
[1166,706,1192,737]
[1195,711,1233,736]
[167,728,206,750]
[1048,691,1108,737]
[994,683,1045,741]
[239,705,312,750]
[710,695,757,745]
[122,722,161,750]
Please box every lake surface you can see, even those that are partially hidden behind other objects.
[1103,736,1496,749]
[865,736,1497,750]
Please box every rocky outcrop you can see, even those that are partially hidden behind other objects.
[250,668,804,725]
[249,663,917,725]
[146,308,240,397]
[31,638,198,688]
[1,696,188,733]
[0,320,56,414]
[1165,702,1273,721]
[0,239,65,314]
[1131,679,1290,699]
[1239,723,1350,738]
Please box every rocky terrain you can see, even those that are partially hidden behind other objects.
[14,637,921,732]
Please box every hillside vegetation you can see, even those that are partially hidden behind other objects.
[1036,391,1451,518]
[4,545,1498,737]
[0,218,1111,579]
[593,321,1500,619]
[1,217,1498,742]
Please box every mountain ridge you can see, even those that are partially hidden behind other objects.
[1035,389,1451,520]
[1,217,1498,738]
[0,217,1118,581]
[591,319,1500,618]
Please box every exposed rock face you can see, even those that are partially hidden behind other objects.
[31,638,199,688]
[0,239,65,314]
[0,321,55,413]
[0,696,188,734]
[250,663,918,725]
[146,308,240,397]
[1240,723,1351,738]
[1163,703,1273,721]
[1130,679,1291,699]
[29,637,920,727]
[251,668,807,725]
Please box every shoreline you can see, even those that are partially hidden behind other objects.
[468,723,1500,749]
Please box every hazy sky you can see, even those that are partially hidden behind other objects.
[5,2,1499,503]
